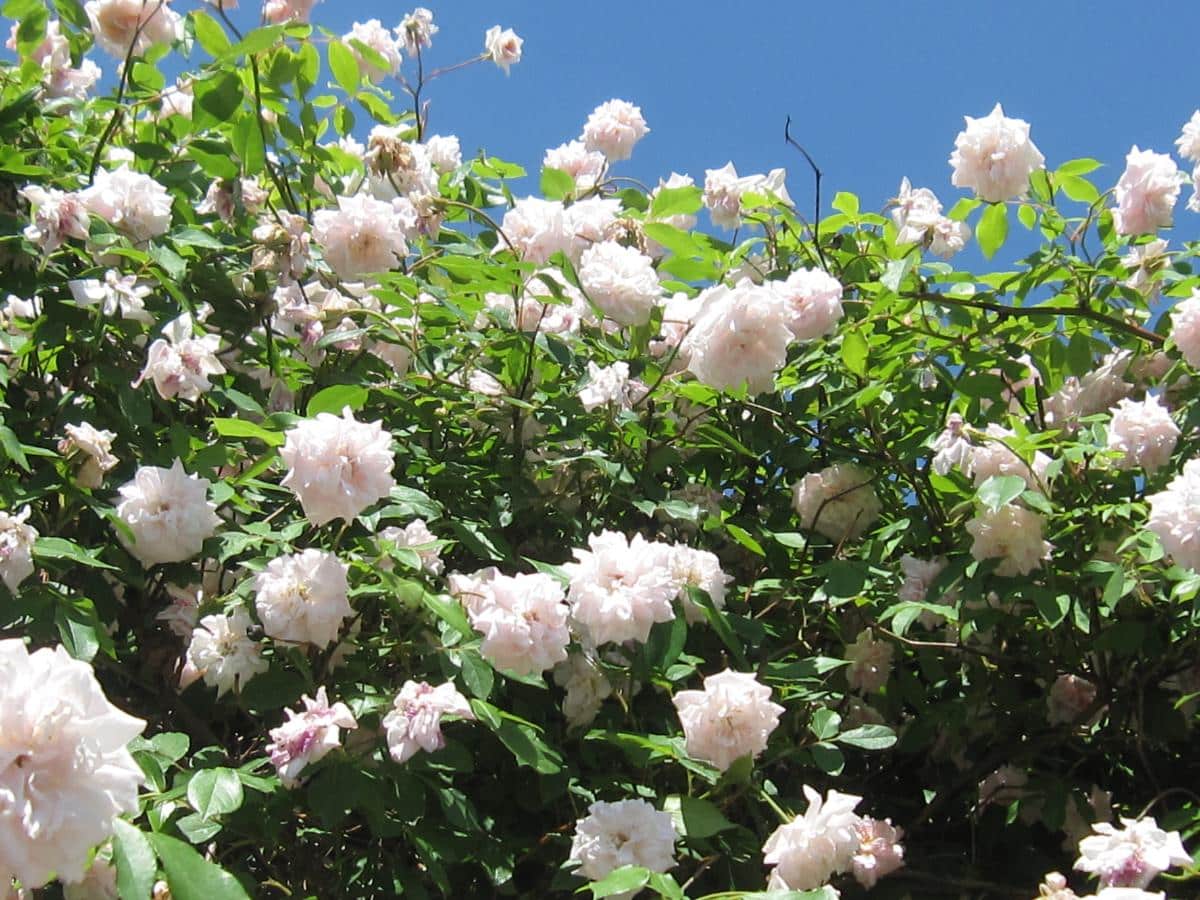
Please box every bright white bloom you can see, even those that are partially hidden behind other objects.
[20,185,89,253]
[0,293,41,326]
[774,268,844,342]
[383,680,473,764]
[1106,396,1179,473]
[1170,289,1200,368]
[569,799,677,887]
[564,531,680,646]
[1176,110,1200,164]
[851,817,905,889]
[682,280,793,395]
[968,424,1053,493]
[579,241,662,326]
[1074,816,1190,888]
[1112,147,1184,236]
[455,569,570,675]
[84,0,181,58]
[0,507,37,594]
[45,56,102,101]
[313,194,408,279]
[1036,871,1078,899]
[380,519,443,575]
[59,422,118,488]
[650,291,701,363]
[67,270,154,325]
[949,103,1045,202]
[79,165,172,244]
[182,608,267,696]
[763,786,863,891]
[133,311,225,403]
[553,652,613,729]
[965,503,1051,577]
[0,640,144,890]
[500,197,574,264]
[543,140,606,193]
[424,134,462,173]
[114,459,220,565]
[344,20,401,83]
[262,0,316,24]
[672,669,783,771]
[703,162,793,229]
[845,629,893,693]
[266,687,357,788]
[396,7,437,58]
[1147,458,1200,571]
[929,216,972,258]
[891,177,943,244]
[255,550,352,649]
[582,99,649,162]
[792,463,882,543]
[579,361,635,411]
[484,25,522,74]
[666,543,731,623]
[280,407,395,526]
[1048,674,1098,725]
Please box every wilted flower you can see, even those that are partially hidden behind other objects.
[396,7,437,58]
[1048,674,1098,725]
[266,687,357,788]
[114,459,221,566]
[383,680,473,764]
[949,103,1045,202]
[255,549,353,649]
[569,799,677,888]
[0,640,145,890]
[851,817,905,889]
[673,669,784,771]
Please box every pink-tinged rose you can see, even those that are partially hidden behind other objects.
[1112,146,1184,236]
[949,103,1045,202]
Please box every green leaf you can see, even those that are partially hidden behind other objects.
[1035,592,1070,628]
[232,111,265,176]
[837,724,897,749]
[187,767,245,820]
[221,24,284,59]
[589,865,650,898]
[34,536,118,570]
[725,523,764,557]
[306,384,368,416]
[977,202,1009,259]
[327,39,361,96]
[193,70,243,130]
[151,732,191,762]
[651,185,703,219]
[841,329,868,376]
[669,795,735,839]
[112,819,157,900]
[539,166,575,201]
[0,424,30,472]
[976,474,1026,513]
[831,191,859,216]
[148,832,251,900]
[211,417,283,446]
[1058,173,1100,205]
[810,741,845,775]
[191,10,231,57]
[423,590,473,641]
[1056,157,1102,177]
[1017,204,1037,230]
[472,701,562,774]
[810,707,841,741]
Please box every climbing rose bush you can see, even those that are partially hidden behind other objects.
[3,3,1200,898]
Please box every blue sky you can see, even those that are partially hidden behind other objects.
[292,1,1199,233]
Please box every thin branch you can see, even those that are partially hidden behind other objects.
[783,115,827,270]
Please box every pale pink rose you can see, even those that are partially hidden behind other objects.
[929,216,972,258]
[891,177,943,244]
[114,459,221,565]
[45,57,101,100]
[578,241,662,326]
[499,197,574,264]
[703,162,793,229]
[79,165,172,244]
[20,185,89,253]
[67,270,153,324]
[666,543,731,623]
[1122,239,1170,297]
[1074,816,1190,889]
[578,361,635,411]
[424,134,462,173]
[763,786,863,891]
[564,196,621,261]
[931,412,973,476]
[262,0,317,26]
[965,503,1051,577]
[7,18,69,68]
[1044,350,1134,432]
[673,669,783,771]
[0,506,37,593]
[792,462,882,543]
[266,687,357,788]
[553,652,613,728]
[484,25,522,75]
[898,554,956,628]
[1047,674,1098,725]
[396,7,437,58]
[379,519,443,575]
[564,531,680,646]
[851,817,905,889]
[845,629,893,694]
[156,581,201,638]
[682,280,793,394]
[967,423,1053,493]
[650,291,701,364]
[455,569,570,675]
[255,549,352,649]
[197,177,268,223]
[569,799,677,886]
[1147,458,1200,571]
[1112,146,1183,236]
[155,77,192,120]
[252,211,310,282]
[85,0,181,58]
[58,422,118,488]
[774,268,844,341]
[344,19,401,83]
[183,608,267,696]
[949,103,1045,202]
[582,98,649,162]
[280,407,396,526]
[1176,110,1200,164]
[543,140,606,193]
[1106,395,1179,473]
[383,680,473,764]
[313,194,408,279]
[1170,288,1200,368]
[133,311,226,402]
[0,640,144,890]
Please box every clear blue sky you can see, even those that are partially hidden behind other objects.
[290,1,1199,231]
